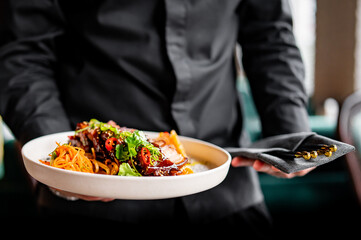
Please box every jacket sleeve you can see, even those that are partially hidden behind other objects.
[0,0,72,144]
[238,0,310,137]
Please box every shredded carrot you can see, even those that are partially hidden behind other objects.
[49,143,95,173]
[39,160,50,166]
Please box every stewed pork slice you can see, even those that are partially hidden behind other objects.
[160,145,188,167]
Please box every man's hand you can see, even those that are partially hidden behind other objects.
[231,156,316,178]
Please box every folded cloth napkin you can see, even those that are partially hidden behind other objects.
[226,132,355,174]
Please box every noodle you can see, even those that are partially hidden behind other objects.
[110,162,119,175]
[48,143,114,175]
[50,143,94,173]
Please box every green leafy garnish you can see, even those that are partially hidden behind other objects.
[51,150,58,160]
[120,130,161,163]
[118,163,141,177]
[80,119,162,176]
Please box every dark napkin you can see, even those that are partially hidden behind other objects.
[225,132,355,174]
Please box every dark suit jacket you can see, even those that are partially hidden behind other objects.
[0,0,309,223]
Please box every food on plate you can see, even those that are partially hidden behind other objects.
[40,119,193,176]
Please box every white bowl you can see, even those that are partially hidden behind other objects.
[21,131,231,200]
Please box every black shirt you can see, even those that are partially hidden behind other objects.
[0,0,310,223]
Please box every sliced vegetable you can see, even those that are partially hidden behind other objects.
[118,163,141,177]
[140,147,151,166]
[105,137,117,151]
